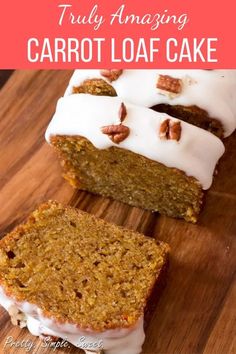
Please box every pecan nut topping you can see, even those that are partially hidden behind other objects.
[100,69,123,82]
[118,102,127,122]
[101,124,130,144]
[159,119,182,141]
[157,75,182,96]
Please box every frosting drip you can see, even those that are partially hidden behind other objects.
[0,287,145,354]
[66,69,236,137]
[45,94,225,190]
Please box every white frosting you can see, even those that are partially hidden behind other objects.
[0,287,145,354]
[65,70,236,137]
[45,94,225,190]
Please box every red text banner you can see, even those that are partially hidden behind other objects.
[0,0,234,68]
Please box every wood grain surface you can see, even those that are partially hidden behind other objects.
[0,70,235,354]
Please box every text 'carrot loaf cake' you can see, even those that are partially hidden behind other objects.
[67,69,236,138]
[0,201,169,354]
[45,94,225,223]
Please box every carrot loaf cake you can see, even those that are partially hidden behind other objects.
[45,94,225,223]
[0,201,169,354]
[66,69,236,138]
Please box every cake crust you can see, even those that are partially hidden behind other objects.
[152,104,223,138]
[73,78,117,97]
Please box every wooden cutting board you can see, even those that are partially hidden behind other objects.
[0,70,235,354]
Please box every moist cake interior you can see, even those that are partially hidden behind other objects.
[0,201,168,331]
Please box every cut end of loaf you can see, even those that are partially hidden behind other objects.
[0,200,169,331]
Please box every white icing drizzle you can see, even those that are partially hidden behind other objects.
[0,287,145,354]
[65,69,236,137]
[45,94,225,190]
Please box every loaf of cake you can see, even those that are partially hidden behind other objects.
[46,94,225,223]
[67,69,236,138]
[0,201,169,354]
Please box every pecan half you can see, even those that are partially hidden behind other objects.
[101,124,130,144]
[157,75,182,96]
[100,69,123,82]
[159,119,182,141]
[119,102,127,122]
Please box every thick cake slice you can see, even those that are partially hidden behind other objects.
[0,201,169,354]
[46,94,225,223]
[67,69,236,138]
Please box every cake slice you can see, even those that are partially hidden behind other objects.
[0,201,169,354]
[67,69,236,138]
[46,94,225,223]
